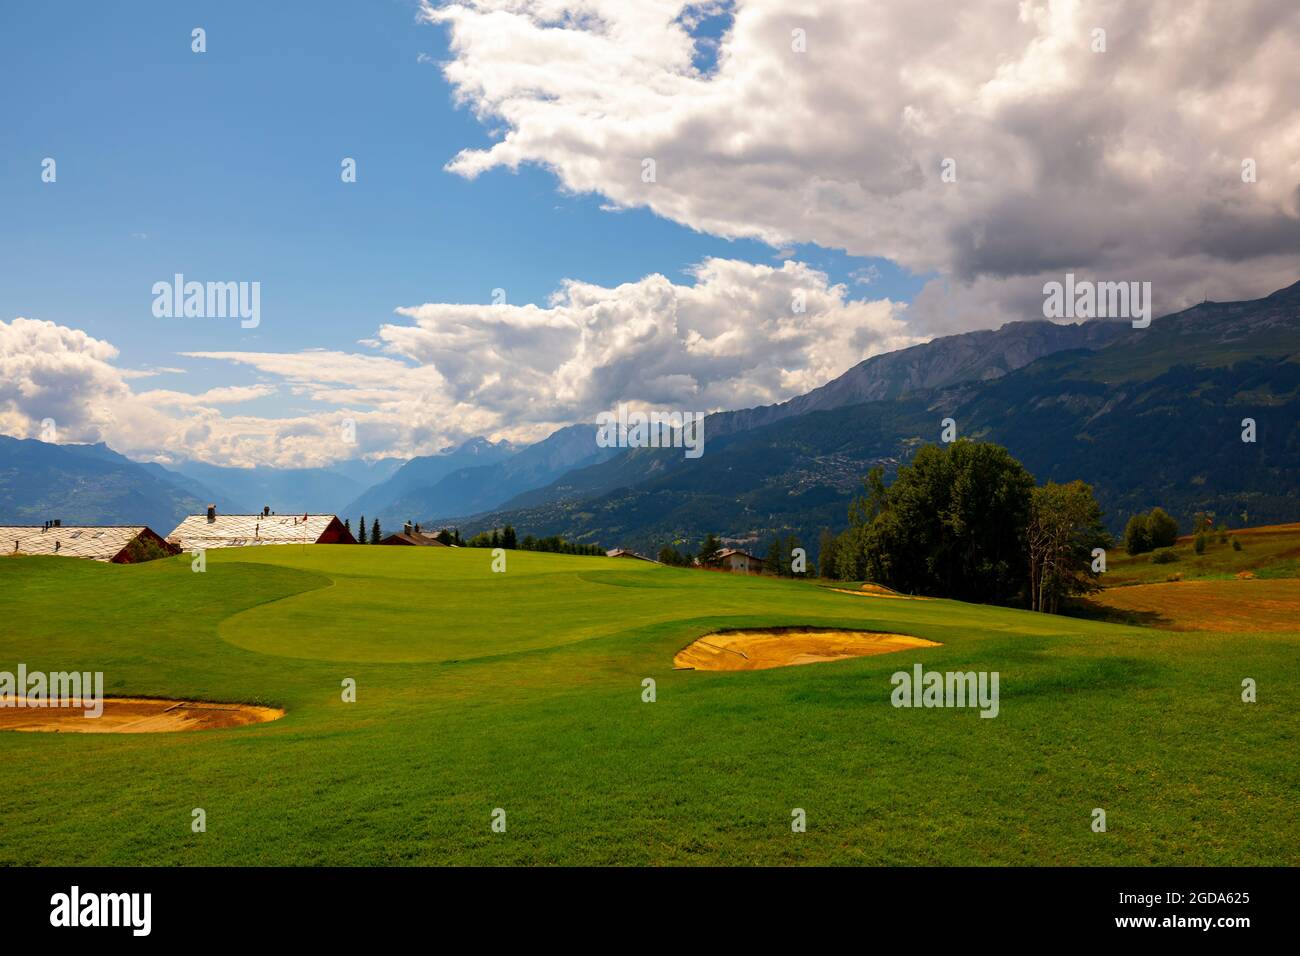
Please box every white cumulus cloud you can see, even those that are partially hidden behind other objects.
[3,257,912,466]
[424,0,1300,330]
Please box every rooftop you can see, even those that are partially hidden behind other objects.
[1,525,157,562]
[168,513,342,548]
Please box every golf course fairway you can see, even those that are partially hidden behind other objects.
[1,545,1295,866]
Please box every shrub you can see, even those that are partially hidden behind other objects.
[1232,537,1243,551]
[121,536,172,563]
[1123,514,1152,555]
[1150,548,1178,564]
[1146,508,1179,548]
[1193,533,1207,555]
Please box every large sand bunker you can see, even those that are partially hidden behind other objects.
[0,698,284,733]
[674,627,941,671]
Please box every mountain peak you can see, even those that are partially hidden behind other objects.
[1265,278,1300,301]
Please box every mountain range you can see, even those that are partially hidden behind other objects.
[455,281,1300,554]
[0,437,225,532]
[2,281,1296,549]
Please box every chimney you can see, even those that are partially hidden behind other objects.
[263,505,270,517]
[206,504,216,523]
[404,521,414,535]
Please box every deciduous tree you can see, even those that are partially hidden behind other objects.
[1028,480,1110,613]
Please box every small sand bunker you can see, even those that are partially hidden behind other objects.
[674,627,941,671]
[826,583,927,600]
[0,698,284,733]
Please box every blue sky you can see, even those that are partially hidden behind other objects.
[0,1,920,418]
[3,1,1288,467]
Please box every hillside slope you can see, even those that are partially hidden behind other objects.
[389,424,621,525]
[464,281,1300,554]
[494,317,1131,516]
[341,437,517,523]
[0,436,218,532]
[170,461,366,515]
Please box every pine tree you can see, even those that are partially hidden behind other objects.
[697,533,723,566]
[784,533,801,576]
[372,518,381,543]
[763,534,782,575]
[358,516,367,545]
[818,528,837,579]
[502,525,518,549]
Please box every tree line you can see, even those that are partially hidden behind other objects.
[463,525,604,556]
[816,440,1111,613]
[340,519,598,554]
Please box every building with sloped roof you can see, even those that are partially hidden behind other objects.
[167,506,356,550]
[709,548,764,574]
[1,524,179,562]
[605,548,657,562]
[380,530,450,546]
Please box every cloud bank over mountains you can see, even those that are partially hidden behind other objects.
[2,260,913,466]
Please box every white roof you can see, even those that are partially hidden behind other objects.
[168,513,340,549]
[0,526,153,562]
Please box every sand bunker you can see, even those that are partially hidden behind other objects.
[826,583,926,600]
[0,698,284,733]
[674,627,941,671]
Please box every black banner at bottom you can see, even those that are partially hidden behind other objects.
[0,866,1287,941]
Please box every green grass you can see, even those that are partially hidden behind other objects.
[1,545,1296,866]
[1106,524,1300,585]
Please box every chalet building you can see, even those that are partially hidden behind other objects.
[380,531,450,546]
[2,523,179,563]
[379,521,453,546]
[168,506,356,550]
[606,548,657,562]
[711,548,764,574]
